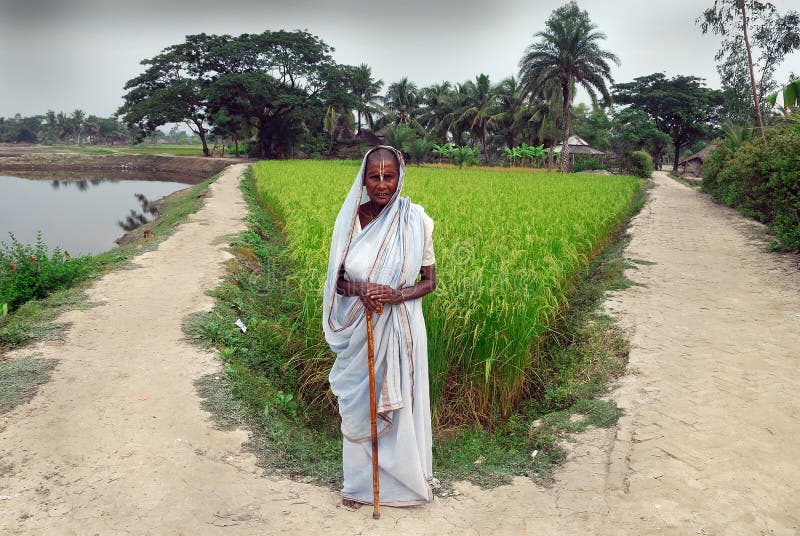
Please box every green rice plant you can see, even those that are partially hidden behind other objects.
[252,160,640,424]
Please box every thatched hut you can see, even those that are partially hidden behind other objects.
[551,135,606,156]
[679,143,716,178]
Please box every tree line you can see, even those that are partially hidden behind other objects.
[4,1,796,172]
[0,110,202,146]
[0,110,132,145]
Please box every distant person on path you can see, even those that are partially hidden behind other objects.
[323,145,438,508]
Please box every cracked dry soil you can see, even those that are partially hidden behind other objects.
[1,168,799,535]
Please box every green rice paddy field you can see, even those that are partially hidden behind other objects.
[252,161,641,424]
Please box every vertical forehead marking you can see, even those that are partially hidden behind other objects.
[379,156,385,181]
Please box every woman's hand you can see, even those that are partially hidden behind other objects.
[358,284,404,311]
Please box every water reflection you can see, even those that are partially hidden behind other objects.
[0,175,189,255]
[50,178,121,190]
[118,193,158,232]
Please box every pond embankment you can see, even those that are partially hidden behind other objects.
[0,145,231,184]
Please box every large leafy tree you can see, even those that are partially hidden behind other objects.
[607,107,671,165]
[119,30,354,158]
[118,33,226,156]
[613,73,723,172]
[519,1,619,171]
[0,113,42,143]
[698,1,800,137]
[571,103,611,151]
[715,40,761,124]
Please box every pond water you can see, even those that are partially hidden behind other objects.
[0,175,191,256]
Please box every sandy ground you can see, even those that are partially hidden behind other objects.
[1,168,799,535]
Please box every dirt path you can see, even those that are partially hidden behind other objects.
[1,169,799,535]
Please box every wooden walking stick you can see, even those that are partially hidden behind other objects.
[365,302,383,519]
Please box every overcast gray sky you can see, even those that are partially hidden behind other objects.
[1,0,798,118]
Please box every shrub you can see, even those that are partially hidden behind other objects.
[703,120,800,250]
[452,146,481,168]
[407,138,434,165]
[383,124,416,154]
[629,150,653,178]
[573,157,607,173]
[0,232,91,312]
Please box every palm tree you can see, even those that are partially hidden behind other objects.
[419,81,454,141]
[351,64,383,132]
[56,111,72,143]
[440,83,472,146]
[519,1,619,171]
[385,77,420,126]
[84,116,100,144]
[43,110,59,144]
[491,76,529,149]
[454,74,496,162]
[71,109,86,145]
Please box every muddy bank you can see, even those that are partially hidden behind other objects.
[0,148,232,184]
[113,186,208,247]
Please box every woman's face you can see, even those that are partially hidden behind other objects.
[364,154,399,207]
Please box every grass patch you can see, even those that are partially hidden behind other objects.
[50,145,116,155]
[189,167,648,492]
[0,357,59,414]
[668,172,702,190]
[0,288,94,353]
[52,144,209,157]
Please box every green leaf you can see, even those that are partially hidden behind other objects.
[783,80,800,109]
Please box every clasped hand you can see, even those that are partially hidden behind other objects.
[359,283,403,313]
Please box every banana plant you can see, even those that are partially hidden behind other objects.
[527,144,546,167]
[510,143,545,167]
[503,146,521,166]
[766,78,800,110]
[432,142,454,164]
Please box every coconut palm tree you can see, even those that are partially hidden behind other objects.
[42,110,59,144]
[519,1,619,171]
[491,76,530,149]
[384,77,420,126]
[454,74,496,162]
[71,109,86,145]
[439,82,472,146]
[350,64,383,132]
[419,81,454,141]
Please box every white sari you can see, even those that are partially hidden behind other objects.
[323,147,434,506]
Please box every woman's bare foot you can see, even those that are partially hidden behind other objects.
[341,498,363,509]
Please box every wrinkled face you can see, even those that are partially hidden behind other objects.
[364,152,399,207]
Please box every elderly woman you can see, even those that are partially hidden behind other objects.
[323,145,437,508]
